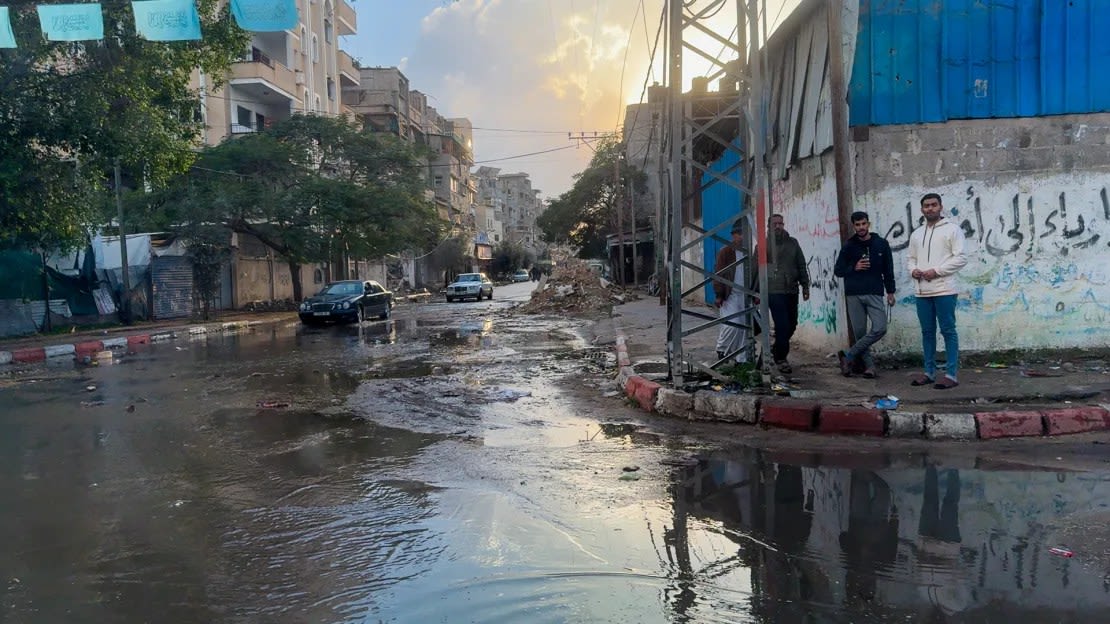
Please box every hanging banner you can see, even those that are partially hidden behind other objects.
[230,0,296,32]
[37,3,104,41]
[0,7,16,48]
[131,0,201,41]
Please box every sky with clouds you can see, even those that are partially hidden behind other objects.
[343,0,799,199]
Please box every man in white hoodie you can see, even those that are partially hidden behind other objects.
[907,193,967,389]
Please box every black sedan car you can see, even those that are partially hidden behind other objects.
[298,280,393,325]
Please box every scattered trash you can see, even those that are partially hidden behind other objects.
[80,400,104,408]
[973,397,996,405]
[875,396,899,410]
[985,362,1009,369]
[85,385,96,392]
[488,388,531,402]
[622,465,640,472]
[618,472,641,481]
[1021,369,1064,378]
[1049,547,1074,558]
[256,400,291,409]
[125,404,135,413]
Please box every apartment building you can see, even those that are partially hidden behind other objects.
[342,68,475,225]
[473,167,541,247]
[197,0,360,144]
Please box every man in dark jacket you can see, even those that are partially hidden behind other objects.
[833,211,896,378]
[758,214,810,374]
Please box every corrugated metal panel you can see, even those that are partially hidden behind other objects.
[151,256,194,320]
[850,0,1110,125]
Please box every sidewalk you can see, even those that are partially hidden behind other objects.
[604,296,1110,441]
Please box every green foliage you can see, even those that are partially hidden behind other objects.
[721,361,763,390]
[136,115,444,299]
[536,138,648,258]
[490,240,531,276]
[0,0,248,251]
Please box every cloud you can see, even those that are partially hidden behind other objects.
[396,0,661,198]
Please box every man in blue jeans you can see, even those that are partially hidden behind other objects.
[907,193,967,389]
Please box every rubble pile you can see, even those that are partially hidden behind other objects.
[517,259,629,317]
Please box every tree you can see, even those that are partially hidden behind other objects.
[490,240,530,277]
[0,0,248,251]
[137,115,444,300]
[536,138,647,258]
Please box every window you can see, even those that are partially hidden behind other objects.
[314,268,324,284]
[304,89,310,111]
[300,26,306,51]
[312,34,319,63]
[434,175,443,186]
[324,19,333,44]
[314,95,321,112]
[326,77,335,101]
[449,177,459,194]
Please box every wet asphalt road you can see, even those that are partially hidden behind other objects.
[2,280,1110,623]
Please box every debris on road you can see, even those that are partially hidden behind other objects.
[256,400,291,409]
[1048,547,1074,558]
[517,258,630,318]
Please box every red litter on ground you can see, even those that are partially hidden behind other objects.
[1048,547,1074,558]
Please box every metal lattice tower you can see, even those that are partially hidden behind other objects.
[664,0,773,386]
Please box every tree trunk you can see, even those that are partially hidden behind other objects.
[287,259,304,301]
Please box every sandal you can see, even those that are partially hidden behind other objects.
[933,376,959,390]
[910,374,935,386]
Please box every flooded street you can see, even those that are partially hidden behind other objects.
[2,282,1110,622]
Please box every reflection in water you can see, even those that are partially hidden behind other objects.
[670,451,1110,622]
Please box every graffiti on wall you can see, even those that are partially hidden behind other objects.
[771,170,1110,352]
[859,174,1110,350]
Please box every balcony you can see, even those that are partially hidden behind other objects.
[337,50,360,88]
[336,0,356,36]
[230,52,298,107]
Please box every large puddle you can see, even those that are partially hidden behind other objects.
[2,302,1109,622]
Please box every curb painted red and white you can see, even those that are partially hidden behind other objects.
[0,319,272,367]
[612,328,1110,441]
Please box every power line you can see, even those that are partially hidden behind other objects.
[614,0,644,133]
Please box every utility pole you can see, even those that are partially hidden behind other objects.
[114,158,132,324]
[630,177,638,287]
[614,154,625,285]
[827,0,854,243]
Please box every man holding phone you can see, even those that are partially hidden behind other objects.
[834,211,896,378]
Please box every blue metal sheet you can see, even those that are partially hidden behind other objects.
[701,145,745,305]
[850,0,1110,125]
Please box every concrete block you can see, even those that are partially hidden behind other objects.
[102,337,128,349]
[818,406,885,436]
[150,332,175,342]
[924,413,978,440]
[74,341,104,357]
[1042,406,1110,436]
[43,344,75,358]
[188,326,208,335]
[887,411,925,438]
[692,391,759,424]
[126,334,150,346]
[0,351,11,365]
[11,347,46,363]
[625,376,661,412]
[615,366,635,390]
[655,388,694,418]
[974,410,1045,439]
[760,399,818,431]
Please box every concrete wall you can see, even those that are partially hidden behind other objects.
[772,113,1110,353]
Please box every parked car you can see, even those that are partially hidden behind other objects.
[298,280,393,325]
[446,273,493,302]
[511,269,530,283]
